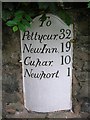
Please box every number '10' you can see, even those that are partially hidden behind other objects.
[61,55,71,65]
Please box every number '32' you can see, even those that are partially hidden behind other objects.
[59,29,71,39]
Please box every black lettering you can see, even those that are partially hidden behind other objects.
[52,73,56,78]
[34,32,38,40]
[46,20,51,26]
[45,47,51,53]
[23,44,32,53]
[23,44,30,53]
[48,61,53,66]
[22,31,29,40]
[35,58,41,67]
[61,55,71,65]
[38,34,43,43]
[40,71,46,80]
[66,29,71,39]
[43,35,47,40]
[53,34,58,40]
[47,35,52,40]
[30,32,34,40]
[65,55,71,64]
[46,73,51,78]
[24,69,31,77]
[41,44,47,53]
[52,48,58,53]
[59,29,65,39]
[67,67,70,76]
[24,56,30,65]
[34,48,41,53]
[55,70,59,78]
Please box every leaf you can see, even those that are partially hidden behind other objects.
[88,2,90,8]
[65,14,72,26]
[22,19,31,27]
[25,14,32,22]
[15,11,24,20]
[13,16,22,23]
[6,20,17,27]
[15,10,24,17]
[57,9,72,26]
[12,18,20,23]
[18,23,26,32]
[13,26,18,32]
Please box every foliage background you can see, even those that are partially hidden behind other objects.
[2,2,89,32]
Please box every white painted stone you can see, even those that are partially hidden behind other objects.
[21,14,73,112]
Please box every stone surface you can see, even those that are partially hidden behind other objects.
[0,90,2,119]
[6,109,47,118]
[83,61,90,72]
[6,102,24,112]
[72,74,81,97]
[6,109,16,114]
[3,73,19,93]
[47,111,81,118]
[75,72,89,83]
[80,97,90,113]
[2,9,90,118]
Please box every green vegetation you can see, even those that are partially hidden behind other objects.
[2,2,89,32]
[88,1,90,8]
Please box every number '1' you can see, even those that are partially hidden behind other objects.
[67,67,70,76]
